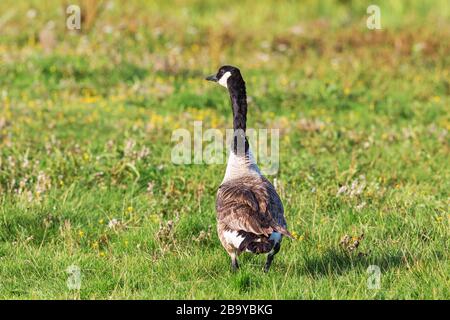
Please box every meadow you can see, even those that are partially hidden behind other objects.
[0,0,449,299]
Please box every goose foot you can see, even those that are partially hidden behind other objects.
[231,259,239,272]
[231,252,239,272]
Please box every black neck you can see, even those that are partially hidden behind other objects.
[228,76,249,155]
[229,85,247,132]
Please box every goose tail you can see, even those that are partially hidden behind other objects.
[275,225,294,240]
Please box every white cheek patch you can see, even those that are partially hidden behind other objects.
[218,71,232,88]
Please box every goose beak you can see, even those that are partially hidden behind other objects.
[205,74,218,82]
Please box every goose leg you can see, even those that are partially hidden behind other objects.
[231,252,239,272]
[264,242,280,273]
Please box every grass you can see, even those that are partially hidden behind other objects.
[0,0,449,299]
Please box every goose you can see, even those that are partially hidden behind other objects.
[205,65,292,272]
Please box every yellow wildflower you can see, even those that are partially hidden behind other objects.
[81,96,100,104]
[280,76,289,86]
[149,214,159,224]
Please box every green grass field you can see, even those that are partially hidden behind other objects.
[0,0,449,299]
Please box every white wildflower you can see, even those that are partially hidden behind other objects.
[337,185,347,196]
[124,139,136,157]
[35,171,51,195]
[108,218,121,229]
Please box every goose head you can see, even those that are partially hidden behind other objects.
[205,65,244,89]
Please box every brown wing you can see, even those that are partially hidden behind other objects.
[262,176,288,228]
[216,175,292,238]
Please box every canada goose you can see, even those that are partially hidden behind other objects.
[205,65,292,272]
